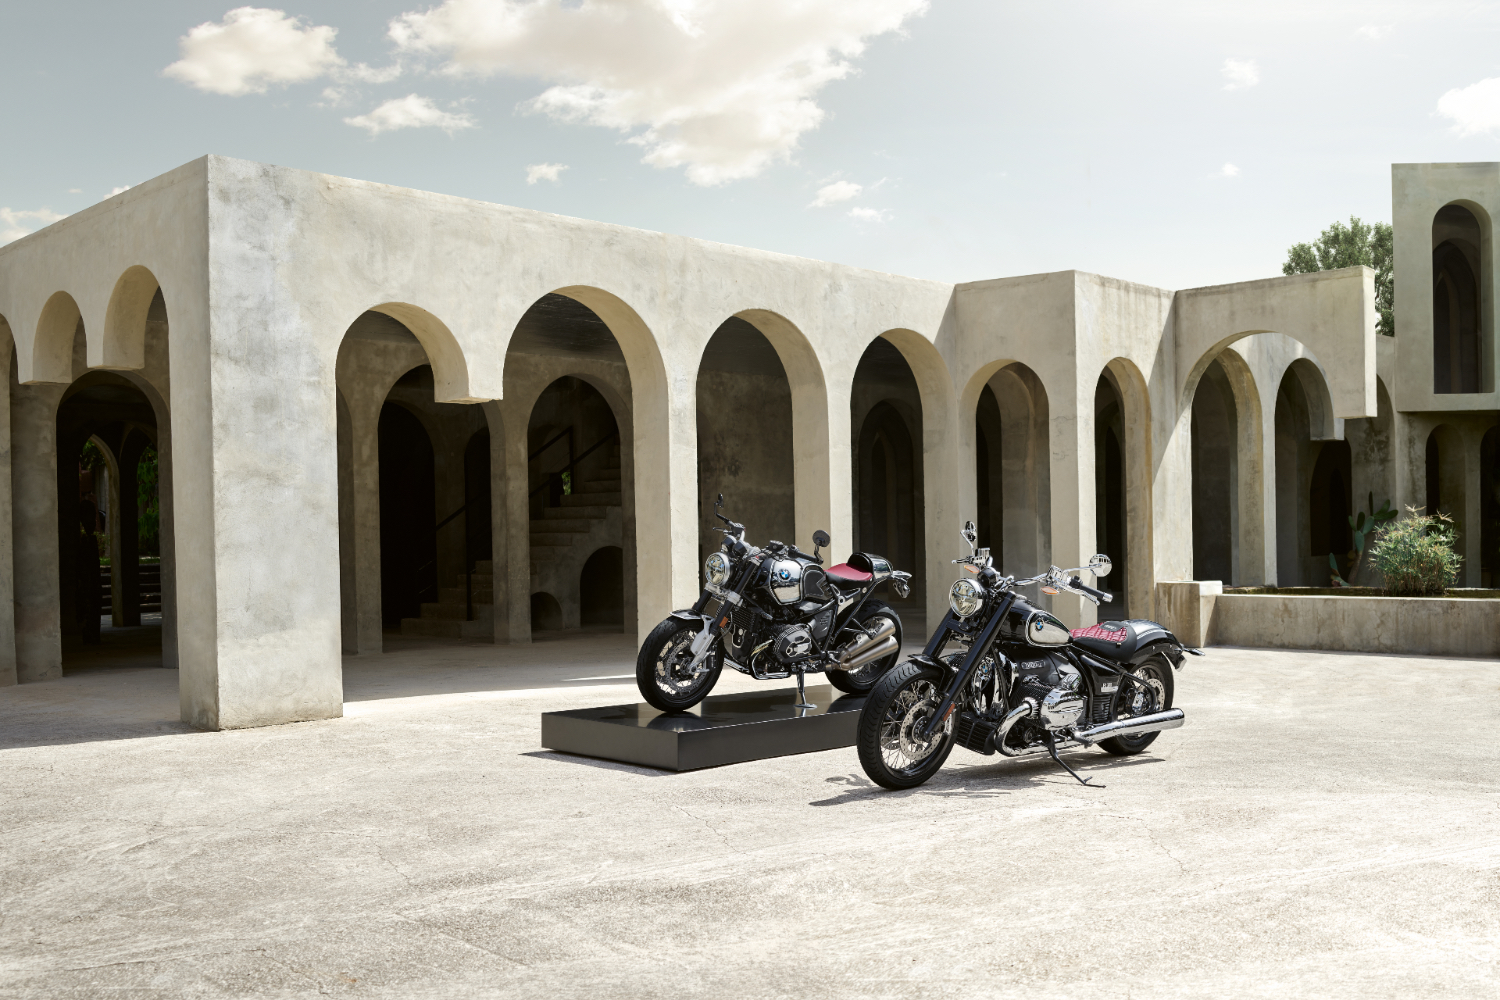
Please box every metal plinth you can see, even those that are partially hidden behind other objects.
[541,685,865,771]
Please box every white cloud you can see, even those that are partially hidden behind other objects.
[344,94,477,135]
[67,188,82,194]
[848,206,888,222]
[810,180,861,207]
[1221,58,1259,90]
[109,185,133,196]
[1356,24,1392,40]
[164,7,345,96]
[1437,77,1500,136]
[1221,163,1239,177]
[0,207,67,246]
[388,0,930,186]
[526,162,568,184]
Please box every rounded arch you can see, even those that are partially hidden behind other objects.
[579,545,625,628]
[97,265,161,371]
[31,290,84,385]
[530,591,564,633]
[1284,357,1338,441]
[368,302,477,403]
[507,285,671,639]
[1094,357,1153,617]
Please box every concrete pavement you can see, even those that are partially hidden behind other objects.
[1,634,1496,998]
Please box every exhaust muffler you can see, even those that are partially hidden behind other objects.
[1072,708,1185,744]
[834,620,899,671]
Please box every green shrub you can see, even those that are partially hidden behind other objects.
[1369,507,1463,596]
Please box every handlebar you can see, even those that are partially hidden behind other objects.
[1069,576,1113,604]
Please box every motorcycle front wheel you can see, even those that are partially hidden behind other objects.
[856,660,956,790]
[635,617,722,712]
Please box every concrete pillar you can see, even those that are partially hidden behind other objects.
[342,391,384,654]
[1046,377,1095,629]
[11,381,64,682]
[493,396,531,643]
[992,365,1050,579]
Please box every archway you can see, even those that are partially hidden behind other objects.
[1094,374,1129,615]
[11,278,178,684]
[975,385,1004,565]
[378,391,436,626]
[530,591,564,633]
[335,309,488,650]
[1432,204,1485,394]
[1425,424,1467,561]
[1191,358,1238,583]
[526,375,623,632]
[696,317,795,562]
[1309,440,1353,584]
[580,546,625,629]
[1481,425,1500,587]
[851,337,925,619]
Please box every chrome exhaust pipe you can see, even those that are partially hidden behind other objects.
[1073,708,1185,745]
[835,634,898,671]
[994,699,1037,756]
[833,619,897,670]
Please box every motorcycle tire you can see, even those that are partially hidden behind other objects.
[1099,652,1175,756]
[856,659,956,790]
[636,617,722,712]
[828,600,903,695]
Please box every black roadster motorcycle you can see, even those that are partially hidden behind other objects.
[856,521,1198,789]
[635,496,914,712]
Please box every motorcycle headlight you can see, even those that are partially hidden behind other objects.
[949,578,984,618]
[704,552,730,587]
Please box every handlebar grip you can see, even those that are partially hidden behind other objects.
[1070,576,1113,603]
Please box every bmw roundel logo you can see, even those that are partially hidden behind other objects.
[778,567,792,580]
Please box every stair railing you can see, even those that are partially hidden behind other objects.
[528,430,620,501]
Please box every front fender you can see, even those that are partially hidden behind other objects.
[668,610,711,628]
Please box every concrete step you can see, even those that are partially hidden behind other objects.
[529,518,595,533]
[399,616,494,639]
[437,586,493,606]
[575,479,621,494]
[417,600,495,622]
[560,492,621,507]
[540,505,610,520]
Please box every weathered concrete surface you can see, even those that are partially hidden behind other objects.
[1211,593,1500,657]
[1,638,1496,998]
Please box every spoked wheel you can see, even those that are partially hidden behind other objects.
[828,601,903,695]
[1099,653,1174,756]
[856,661,956,789]
[635,618,722,712]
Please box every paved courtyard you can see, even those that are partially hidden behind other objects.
[1,634,1497,999]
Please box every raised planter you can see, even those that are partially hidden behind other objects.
[1154,582,1500,657]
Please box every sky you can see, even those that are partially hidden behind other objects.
[7,0,1500,290]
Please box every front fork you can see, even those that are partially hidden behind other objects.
[916,592,1017,739]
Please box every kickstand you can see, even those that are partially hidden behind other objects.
[1044,732,1102,788]
[793,670,815,711]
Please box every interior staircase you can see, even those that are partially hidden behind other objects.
[399,443,623,638]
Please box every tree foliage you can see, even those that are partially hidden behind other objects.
[1283,216,1394,336]
[1368,507,1462,596]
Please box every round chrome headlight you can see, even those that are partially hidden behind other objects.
[704,552,730,587]
[949,578,984,618]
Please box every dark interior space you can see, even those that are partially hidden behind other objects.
[379,388,437,626]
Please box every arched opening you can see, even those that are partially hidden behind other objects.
[695,317,795,562]
[975,385,1005,566]
[530,591,564,633]
[526,374,623,632]
[1094,374,1129,615]
[378,389,436,626]
[1481,425,1500,587]
[1191,358,1238,583]
[1424,425,1468,578]
[335,309,489,651]
[852,337,925,619]
[56,375,168,670]
[1309,440,1353,583]
[464,428,492,590]
[12,280,178,684]
[579,546,625,628]
[1432,204,1485,394]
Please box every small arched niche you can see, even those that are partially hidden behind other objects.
[1431,203,1487,394]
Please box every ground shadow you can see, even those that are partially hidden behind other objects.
[808,750,1164,806]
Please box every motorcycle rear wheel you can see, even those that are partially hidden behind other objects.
[636,618,722,712]
[828,601,902,695]
[856,660,956,790]
[1099,653,1174,756]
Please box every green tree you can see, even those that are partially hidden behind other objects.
[1283,216,1394,336]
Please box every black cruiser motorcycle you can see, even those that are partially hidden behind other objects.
[856,521,1198,790]
[635,495,914,712]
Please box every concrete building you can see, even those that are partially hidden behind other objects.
[0,155,1491,731]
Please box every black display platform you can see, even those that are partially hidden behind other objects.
[541,685,865,771]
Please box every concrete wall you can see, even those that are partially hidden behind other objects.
[1209,593,1500,658]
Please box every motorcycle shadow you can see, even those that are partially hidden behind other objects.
[809,751,1164,806]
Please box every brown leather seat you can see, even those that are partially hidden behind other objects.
[826,562,872,584]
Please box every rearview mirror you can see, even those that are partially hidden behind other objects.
[1088,553,1112,578]
[812,530,830,548]
[961,520,978,551]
